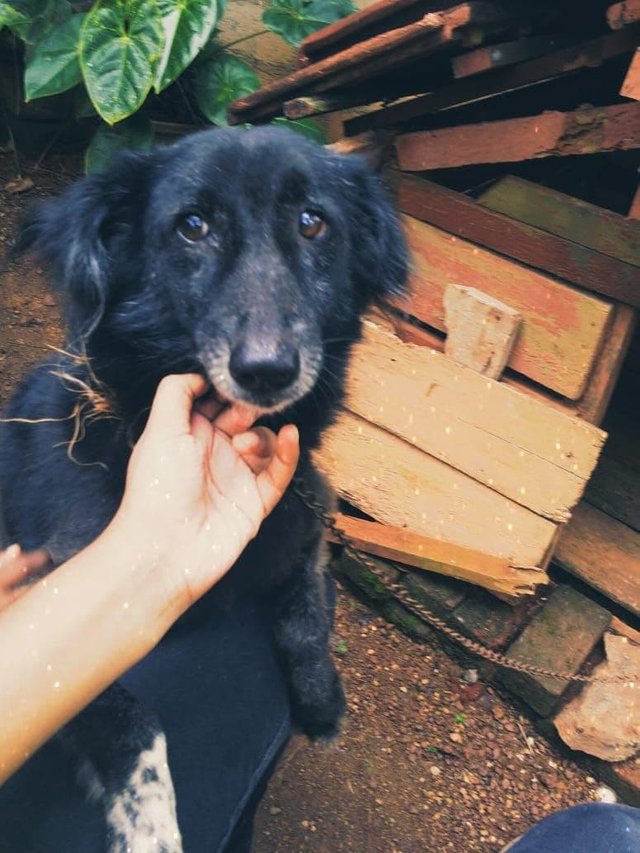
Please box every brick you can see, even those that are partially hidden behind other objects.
[339,552,399,602]
[451,589,527,650]
[401,569,468,615]
[500,586,611,716]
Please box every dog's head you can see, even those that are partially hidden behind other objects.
[17,127,408,418]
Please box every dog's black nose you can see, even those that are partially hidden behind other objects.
[229,343,300,395]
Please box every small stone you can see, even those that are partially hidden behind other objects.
[269,806,282,816]
[595,785,618,804]
[43,293,57,307]
[449,731,463,744]
[430,766,441,777]
[462,668,479,684]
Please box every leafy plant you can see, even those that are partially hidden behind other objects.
[0,0,355,170]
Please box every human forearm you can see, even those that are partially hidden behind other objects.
[0,518,185,783]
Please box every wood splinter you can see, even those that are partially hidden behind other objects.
[444,284,521,379]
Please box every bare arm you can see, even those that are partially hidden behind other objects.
[0,374,299,783]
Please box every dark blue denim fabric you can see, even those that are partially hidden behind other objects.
[509,803,640,853]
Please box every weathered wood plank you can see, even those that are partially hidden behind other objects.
[313,410,559,569]
[622,48,640,99]
[554,502,640,617]
[330,513,545,595]
[298,0,428,64]
[344,28,640,135]
[451,33,573,78]
[387,305,634,425]
[478,175,640,268]
[444,284,521,378]
[400,212,614,398]
[388,312,583,416]
[586,457,640,533]
[395,102,640,171]
[229,1,558,124]
[576,304,636,424]
[607,0,640,29]
[342,319,605,520]
[398,176,640,308]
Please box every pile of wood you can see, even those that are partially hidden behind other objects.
[229,1,640,622]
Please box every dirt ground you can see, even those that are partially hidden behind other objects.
[0,153,608,853]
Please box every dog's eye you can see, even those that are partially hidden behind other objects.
[177,213,209,243]
[299,210,326,239]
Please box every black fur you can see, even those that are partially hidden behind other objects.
[0,126,408,849]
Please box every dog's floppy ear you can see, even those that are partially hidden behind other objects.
[15,151,152,340]
[342,156,409,302]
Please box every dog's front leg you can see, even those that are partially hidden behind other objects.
[271,536,346,741]
[61,683,182,853]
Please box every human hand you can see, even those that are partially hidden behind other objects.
[0,545,50,611]
[113,374,299,608]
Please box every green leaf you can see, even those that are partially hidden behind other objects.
[263,0,355,47]
[0,2,31,36]
[85,115,154,173]
[0,0,70,43]
[193,52,258,126]
[155,0,219,93]
[79,0,165,125]
[272,116,326,144]
[24,14,83,101]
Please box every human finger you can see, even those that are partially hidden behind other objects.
[232,427,278,475]
[213,403,260,439]
[256,425,299,513]
[145,374,209,438]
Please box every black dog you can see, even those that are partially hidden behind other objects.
[0,126,408,851]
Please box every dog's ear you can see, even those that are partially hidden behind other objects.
[342,157,409,302]
[15,150,153,340]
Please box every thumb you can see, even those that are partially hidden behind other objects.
[144,374,209,438]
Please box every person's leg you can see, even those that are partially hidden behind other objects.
[504,802,640,853]
[0,598,290,853]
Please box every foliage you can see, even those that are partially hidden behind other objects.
[0,0,355,170]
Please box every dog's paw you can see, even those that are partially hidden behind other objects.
[292,668,346,743]
[105,733,182,853]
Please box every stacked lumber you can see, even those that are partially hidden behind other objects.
[231,1,640,620]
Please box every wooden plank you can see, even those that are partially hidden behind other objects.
[478,176,640,268]
[313,410,559,569]
[452,33,574,78]
[554,502,640,617]
[397,176,640,309]
[586,456,640,533]
[229,1,558,124]
[342,318,605,521]
[622,48,640,99]
[388,312,584,417]
[344,28,640,135]
[630,183,640,219]
[577,304,636,424]
[388,304,635,426]
[443,284,521,378]
[330,513,545,595]
[607,0,640,29]
[400,213,614,398]
[396,101,640,170]
[298,0,429,64]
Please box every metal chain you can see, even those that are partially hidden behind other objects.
[292,477,638,685]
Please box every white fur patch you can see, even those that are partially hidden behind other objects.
[105,733,182,853]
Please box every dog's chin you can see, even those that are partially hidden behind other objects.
[208,379,306,417]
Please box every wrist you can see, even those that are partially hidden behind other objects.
[92,512,191,643]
